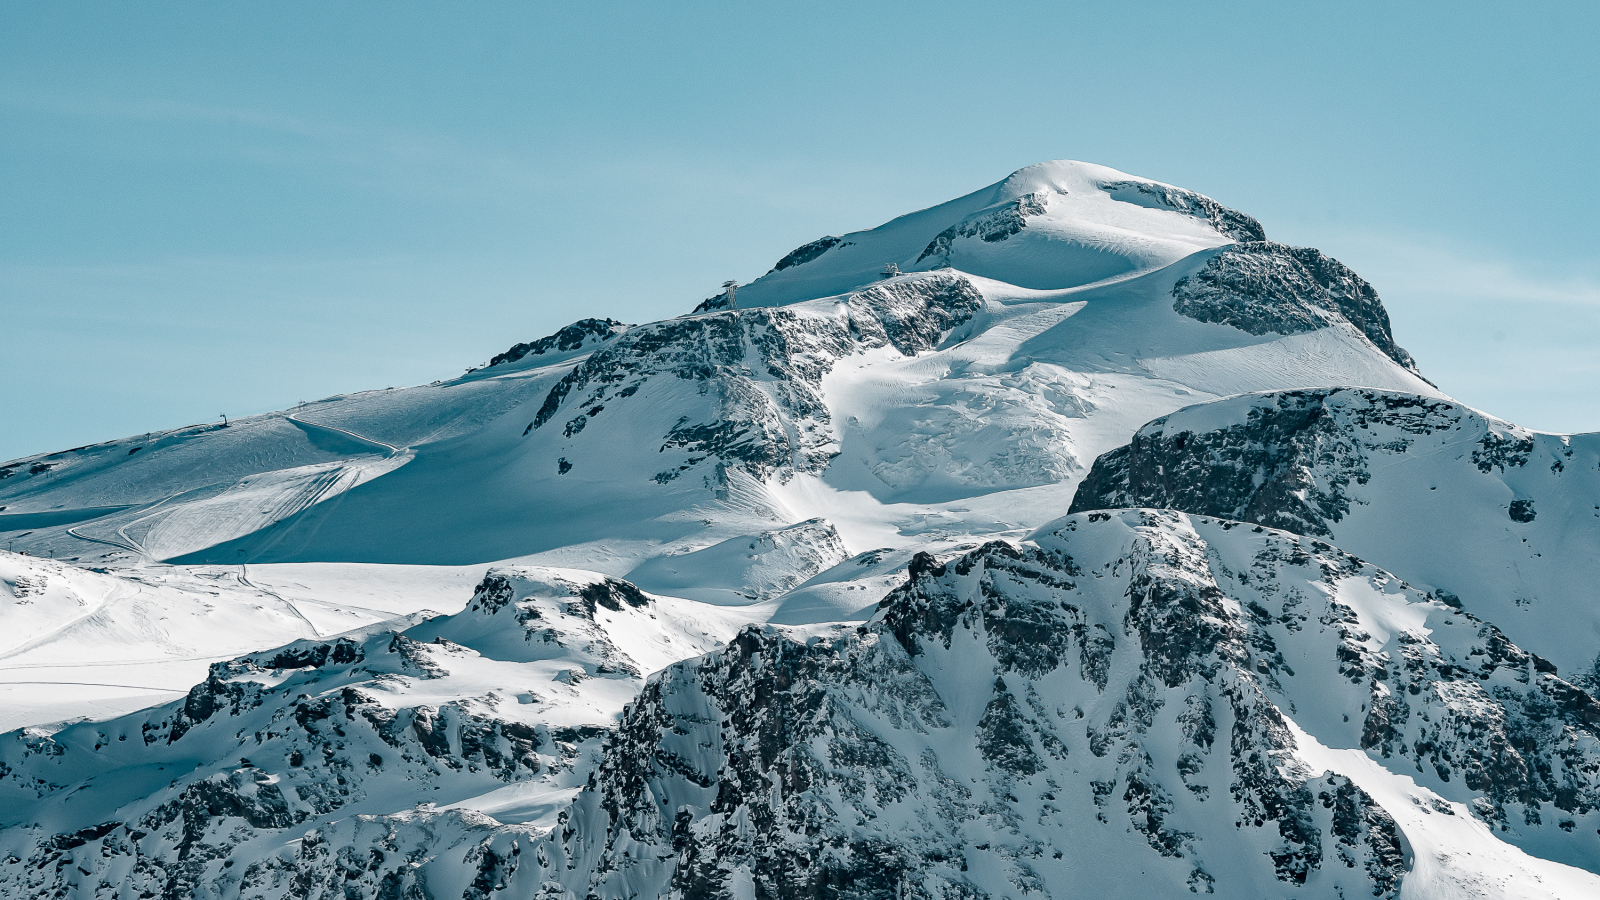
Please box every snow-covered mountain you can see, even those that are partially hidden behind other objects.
[3,159,1596,899]
[9,514,1600,899]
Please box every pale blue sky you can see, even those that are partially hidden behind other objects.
[4,2,1598,461]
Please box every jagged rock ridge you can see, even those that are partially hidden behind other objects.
[488,511,1600,898]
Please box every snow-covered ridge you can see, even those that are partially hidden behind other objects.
[1071,387,1600,678]
[707,159,1261,310]
[0,566,757,899]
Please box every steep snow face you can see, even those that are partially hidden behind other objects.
[0,567,757,900]
[716,160,1262,309]
[1071,388,1600,679]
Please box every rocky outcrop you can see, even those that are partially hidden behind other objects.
[1069,389,1485,537]
[1100,180,1266,243]
[771,235,848,273]
[917,190,1056,264]
[1171,242,1420,373]
[530,272,984,482]
[477,318,630,371]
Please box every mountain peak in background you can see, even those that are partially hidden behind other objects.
[701,159,1265,312]
[4,160,1598,899]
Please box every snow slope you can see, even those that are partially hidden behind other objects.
[719,159,1264,308]
[0,550,480,730]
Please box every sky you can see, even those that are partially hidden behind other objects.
[3,2,1598,462]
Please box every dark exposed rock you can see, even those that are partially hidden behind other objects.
[1475,431,1534,473]
[576,576,650,613]
[1100,180,1266,242]
[1171,242,1420,373]
[258,638,364,672]
[770,235,847,273]
[477,318,629,371]
[1070,388,1466,537]
[977,677,1042,775]
[469,572,517,615]
[917,191,1054,264]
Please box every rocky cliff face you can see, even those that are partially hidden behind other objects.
[1170,242,1420,374]
[1069,387,1600,681]
[1069,388,1449,538]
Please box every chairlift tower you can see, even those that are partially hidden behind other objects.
[722,280,741,321]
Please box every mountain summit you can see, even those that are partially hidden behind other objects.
[4,161,1598,899]
[712,160,1266,309]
